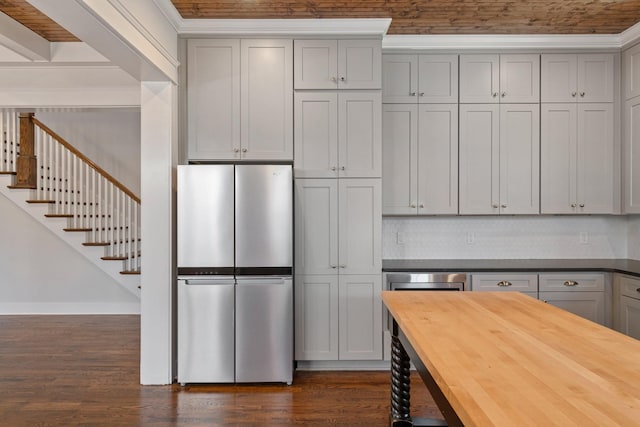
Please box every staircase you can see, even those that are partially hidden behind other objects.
[0,110,140,296]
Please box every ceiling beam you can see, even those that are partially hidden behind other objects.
[0,11,50,61]
[26,0,178,82]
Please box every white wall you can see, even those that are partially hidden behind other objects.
[384,216,629,260]
[0,192,140,314]
[36,110,141,195]
[628,216,640,259]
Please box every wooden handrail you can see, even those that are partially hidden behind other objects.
[32,117,141,204]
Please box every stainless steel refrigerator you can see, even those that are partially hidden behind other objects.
[177,164,293,384]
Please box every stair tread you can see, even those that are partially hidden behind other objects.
[26,200,55,204]
[44,214,73,218]
[9,185,37,189]
[82,242,110,247]
[63,228,92,232]
[0,171,16,175]
[120,270,141,275]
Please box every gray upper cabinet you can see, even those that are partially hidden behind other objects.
[382,54,458,103]
[294,39,381,90]
[624,43,640,100]
[187,39,293,161]
[541,53,614,103]
[459,54,540,103]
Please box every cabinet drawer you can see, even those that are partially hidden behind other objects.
[471,273,538,292]
[539,273,604,292]
[618,275,640,299]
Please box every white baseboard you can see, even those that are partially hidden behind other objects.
[0,302,140,314]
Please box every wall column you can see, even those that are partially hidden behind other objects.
[140,81,177,385]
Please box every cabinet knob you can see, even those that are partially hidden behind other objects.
[410,204,416,208]
[419,92,425,97]
[419,204,424,208]
[580,92,585,97]
[501,204,507,208]
[330,265,337,269]
[497,281,512,287]
[492,204,499,208]
[579,203,585,208]
[234,148,240,153]
[340,166,345,171]
[331,166,337,171]
[563,280,579,287]
[340,264,346,268]
[340,77,346,82]
[571,203,577,208]
[492,92,498,98]
[572,92,577,97]
[410,92,416,96]
[501,92,506,97]
[636,288,640,293]
[242,148,247,153]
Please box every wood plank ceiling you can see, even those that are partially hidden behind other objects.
[0,0,639,42]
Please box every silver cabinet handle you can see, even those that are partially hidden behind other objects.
[242,148,247,153]
[410,92,416,96]
[501,92,506,97]
[419,92,425,97]
[234,148,240,153]
[580,92,585,97]
[340,166,345,171]
[330,265,337,269]
[501,204,507,208]
[497,281,512,287]
[410,203,416,208]
[563,280,579,287]
[579,203,585,208]
[340,77,346,82]
[571,203,577,208]
[340,264,346,268]
[492,204,499,208]
[419,204,424,208]
[572,92,577,97]
[492,92,498,98]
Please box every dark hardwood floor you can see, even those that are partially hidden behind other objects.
[0,315,441,426]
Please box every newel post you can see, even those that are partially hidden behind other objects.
[15,112,37,189]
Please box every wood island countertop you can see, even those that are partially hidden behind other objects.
[382,291,640,426]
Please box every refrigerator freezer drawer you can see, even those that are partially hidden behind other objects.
[235,277,293,383]
[178,279,235,383]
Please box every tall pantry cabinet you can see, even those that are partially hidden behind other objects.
[623,43,640,213]
[293,39,383,362]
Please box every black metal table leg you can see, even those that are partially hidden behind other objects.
[390,332,413,427]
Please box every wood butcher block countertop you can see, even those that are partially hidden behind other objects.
[382,291,640,427]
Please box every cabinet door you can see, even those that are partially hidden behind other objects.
[418,55,459,103]
[460,55,500,103]
[459,104,499,214]
[499,54,540,103]
[499,104,540,214]
[339,179,382,275]
[294,92,338,178]
[624,97,640,213]
[382,54,417,103]
[417,104,459,214]
[382,104,418,215]
[338,92,382,178]
[294,39,338,89]
[624,43,640,100]
[540,291,605,325]
[294,275,339,360]
[578,54,614,103]
[241,39,293,160]
[294,179,338,275]
[338,275,383,360]
[337,39,382,90]
[541,54,578,103]
[541,103,578,214]
[620,295,640,340]
[187,39,240,160]
[577,103,614,214]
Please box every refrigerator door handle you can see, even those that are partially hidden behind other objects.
[235,277,289,286]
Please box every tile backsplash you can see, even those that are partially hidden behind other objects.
[383,216,630,259]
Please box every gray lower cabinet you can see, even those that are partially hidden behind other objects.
[539,273,606,326]
[295,274,382,361]
[614,274,640,339]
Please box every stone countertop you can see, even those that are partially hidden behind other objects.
[382,259,640,278]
